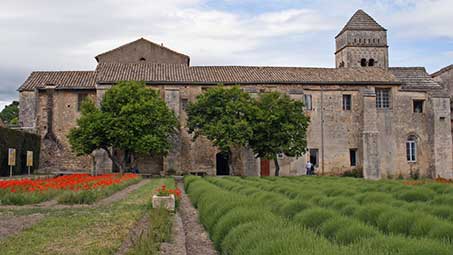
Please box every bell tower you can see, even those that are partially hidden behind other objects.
[335,10,388,68]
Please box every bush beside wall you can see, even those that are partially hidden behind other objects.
[0,127,40,176]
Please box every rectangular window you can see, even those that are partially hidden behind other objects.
[181,98,189,111]
[343,95,352,111]
[304,94,312,110]
[413,100,424,113]
[349,149,357,166]
[376,88,390,109]
[77,93,88,112]
[406,141,416,162]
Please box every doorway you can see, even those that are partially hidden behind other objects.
[309,149,318,166]
[260,159,270,176]
[216,153,230,175]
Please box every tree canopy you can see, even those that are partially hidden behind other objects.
[250,92,310,176]
[187,86,257,153]
[0,101,19,126]
[187,86,310,176]
[68,81,178,173]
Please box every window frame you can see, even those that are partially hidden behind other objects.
[413,100,424,113]
[376,88,391,109]
[343,94,352,111]
[304,94,312,111]
[406,136,417,163]
[77,93,89,112]
[349,148,357,167]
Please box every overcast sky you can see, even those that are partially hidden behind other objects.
[0,0,452,110]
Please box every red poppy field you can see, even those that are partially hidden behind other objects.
[0,173,141,205]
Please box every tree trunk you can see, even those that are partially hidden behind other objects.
[102,147,124,174]
[274,157,280,176]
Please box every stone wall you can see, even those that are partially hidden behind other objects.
[19,91,37,128]
[36,89,96,171]
[96,39,189,65]
[335,30,388,68]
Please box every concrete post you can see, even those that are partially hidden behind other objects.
[163,88,182,175]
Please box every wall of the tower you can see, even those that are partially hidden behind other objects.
[335,30,388,68]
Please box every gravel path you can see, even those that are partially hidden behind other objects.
[177,182,218,255]
[160,212,186,255]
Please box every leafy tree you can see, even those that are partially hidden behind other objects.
[0,101,19,126]
[187,86,258,172]
[250,92,310,176]
[68,81,178,174]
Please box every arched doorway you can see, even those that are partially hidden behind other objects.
[216,153,230,175]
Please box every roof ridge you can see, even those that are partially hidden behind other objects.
[431,64,453,77]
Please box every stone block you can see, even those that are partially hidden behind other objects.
[152,194,175,211]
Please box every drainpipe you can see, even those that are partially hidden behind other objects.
[320,86,325,175]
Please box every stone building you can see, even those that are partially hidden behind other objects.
[18,10,453,179]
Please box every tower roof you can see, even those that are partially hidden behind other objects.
[336,9,386,38]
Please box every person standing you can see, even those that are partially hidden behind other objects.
[305,161,313,175]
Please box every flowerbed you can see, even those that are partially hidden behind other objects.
[185,176,453,255]
[0,173,140,205]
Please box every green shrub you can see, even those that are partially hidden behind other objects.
[280,200,311,219]
[211,207,274,249]
[355,204,390,226]
[356,192,393,204]
[431,205,453,220]
[294,208,336,231]
[334,222,377,244]
[319,216,350,240]
[397,189,435,202]
[428,223,453,243]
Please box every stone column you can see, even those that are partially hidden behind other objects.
[163,88,182,175]
[431,96,453,179]
[361,89,380,179]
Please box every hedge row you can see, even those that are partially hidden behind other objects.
[0,127,40,176]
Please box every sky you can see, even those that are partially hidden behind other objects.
[0,0,452,111]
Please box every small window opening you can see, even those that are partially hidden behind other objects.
[359,38,362,43]
[343,95,352,111]
[373,38,375,43]
[413,100,424,113]
[304,94,312,110]
[339,61,345,68]
[368,59,375,67]
[406,136,417,162]
[139,57,146,61]
[376,88,390,109]
[360,58,367,67]
[181,98,189,111]
[350,149,357,166]
[77,93,88,112]
[354,38,357,43]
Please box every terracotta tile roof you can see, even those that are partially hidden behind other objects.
[95,63,400,85]
[19,71,96,91]
[337,9,386,38]
[389,67,442,91]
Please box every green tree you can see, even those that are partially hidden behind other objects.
[250,92,310,176]
[68,81,178,174]
[187,86,258,172]
[0,101,19,126]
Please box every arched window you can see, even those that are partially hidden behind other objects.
[368,59,375,67]
[139,57,146,61]
[406,136,417,162]
[360,58,367,67]
[339,61,345,68]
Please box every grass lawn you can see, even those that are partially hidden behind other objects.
[0,178,175,255]
[185,176,453,255]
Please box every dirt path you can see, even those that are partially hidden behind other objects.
[176,182,218,255]
[160,212,186,255]
[0,213,45,241]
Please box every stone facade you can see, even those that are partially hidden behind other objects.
[17,10,453,179]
